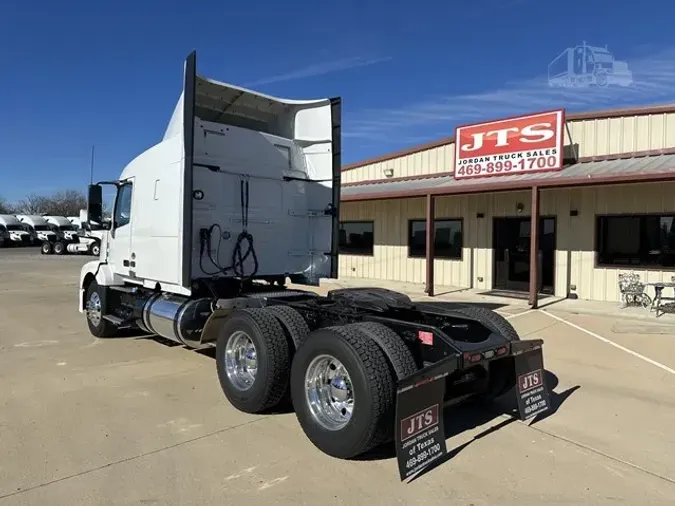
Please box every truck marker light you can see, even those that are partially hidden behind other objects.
[483,350,495,359]
[496,346,508,356]
[463,352,482,364]
[418,331,433,345]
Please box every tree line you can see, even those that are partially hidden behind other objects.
[0,190,89,218]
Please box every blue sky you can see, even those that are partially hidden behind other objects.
[1,0,675,202]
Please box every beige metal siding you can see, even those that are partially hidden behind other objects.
[339,182,675,302]
[339,197,469,287]
[343,112,675,184]
[565,112,675,158]
[342,143,455,184]
[562,181,675,302]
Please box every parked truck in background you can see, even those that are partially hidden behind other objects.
[44,215,80,241]
[0,224,9,247]
[0,215,32,246]
[21,222,38,245]
[16,215,59,244]
[77,51,551,480]
[40,212,103,256]
[39,211,103,256]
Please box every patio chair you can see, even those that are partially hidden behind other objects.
[618,272,652,310]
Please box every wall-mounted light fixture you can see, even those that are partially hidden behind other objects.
[570,209,579,217]
[383,168,394,178]
[516,202,524,214]
[476,212,485,219]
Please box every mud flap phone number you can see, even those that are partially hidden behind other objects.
[400,405,444,472]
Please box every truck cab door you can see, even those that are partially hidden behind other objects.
[108,178,134,277]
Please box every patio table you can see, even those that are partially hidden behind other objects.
[645,281,675,316]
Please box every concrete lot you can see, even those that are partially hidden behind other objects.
[1,248,675,505]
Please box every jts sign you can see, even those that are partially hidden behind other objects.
[454,109,565,180]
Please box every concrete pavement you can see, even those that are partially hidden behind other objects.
[1,250,675,505]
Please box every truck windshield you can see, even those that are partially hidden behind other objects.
[60,225,75,231]
[548,51,568,80]
[34,225,50,231]
[6,225,23,231]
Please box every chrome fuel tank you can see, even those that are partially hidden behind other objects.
[140,293,213,348]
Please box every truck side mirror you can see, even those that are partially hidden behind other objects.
[87,184,103,225]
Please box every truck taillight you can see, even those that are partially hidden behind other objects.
[463,352,482,364]
[463,345,509,365]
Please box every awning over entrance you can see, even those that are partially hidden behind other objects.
[340,153,675,308]
[341,153,675,201]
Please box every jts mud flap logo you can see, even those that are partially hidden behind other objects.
[513,347,551,421]
[518,369,543,394]
[400,405,439,442]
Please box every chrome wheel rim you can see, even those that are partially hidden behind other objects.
[86,291,102,327]
[305,354,354,431]
[92,245,100,255]
[224,331,258,391]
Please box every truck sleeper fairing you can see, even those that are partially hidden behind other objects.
[173,52,341,292]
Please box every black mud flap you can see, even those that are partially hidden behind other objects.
[511,339,551,421]
[394,355,458,482]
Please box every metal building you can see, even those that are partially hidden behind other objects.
[338,104,675,306]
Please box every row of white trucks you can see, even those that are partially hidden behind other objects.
[0,213,102,255]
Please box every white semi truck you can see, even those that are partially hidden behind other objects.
[77,52,551,480]
[0,215,32,246]
[0,224,9,246]
[16,215,59,243]
[40,212,102,256]
[44,215,79,241]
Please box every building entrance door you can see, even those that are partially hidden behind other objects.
[493,217,556,294]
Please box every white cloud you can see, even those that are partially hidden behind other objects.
[344,47,675,141]
[244,56,392,87]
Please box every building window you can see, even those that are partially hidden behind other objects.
[408,219,463,259]
[339,221,374,256]
[596,214,675,268]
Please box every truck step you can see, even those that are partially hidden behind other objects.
[109,285,139,294]
[102,315,132,327]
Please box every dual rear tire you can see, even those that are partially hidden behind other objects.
[215,308,416,459]
[53,241,65,255]
[40,240,65,255]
